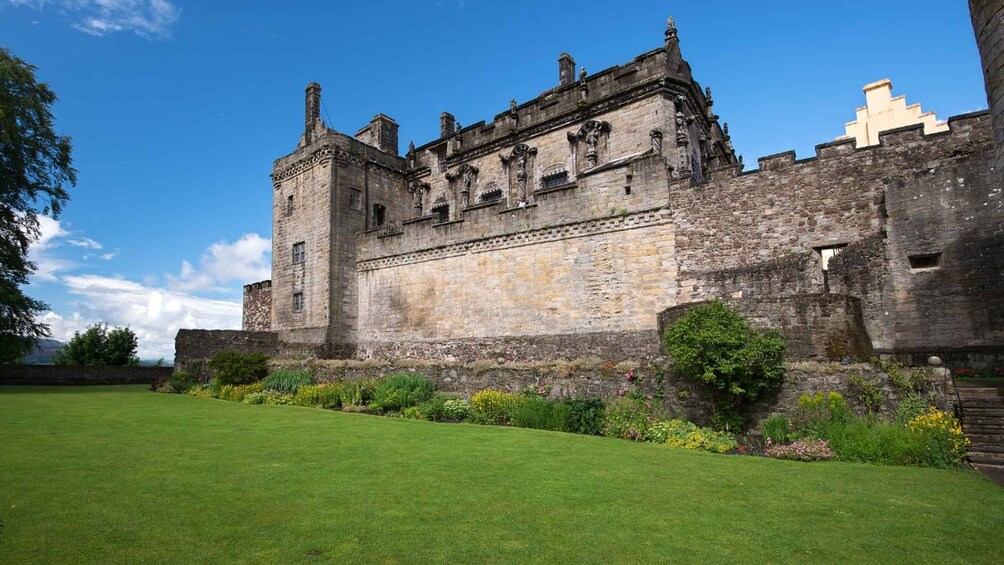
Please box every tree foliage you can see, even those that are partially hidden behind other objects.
[663,300,786,431]
[53,324,139,366]
[0,47,76,363]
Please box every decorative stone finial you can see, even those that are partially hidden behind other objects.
[579,66,587,82]
[665,16,678,41]
[723,123,730,137]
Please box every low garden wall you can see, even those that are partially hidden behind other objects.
[267,358,954,431]
[0,365,172,386]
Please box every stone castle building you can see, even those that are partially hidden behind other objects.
[227,16,1001,368]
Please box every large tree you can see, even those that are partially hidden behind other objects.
[53,323,140,367]
[0,47,75,363]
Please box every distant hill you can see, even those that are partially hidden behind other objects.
[21,338,65,364]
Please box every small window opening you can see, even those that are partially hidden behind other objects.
[372,204,386,227]
[435,206,450,223]
[349,189,362,210]
[293,292,304,312]
[292,241,305,264]
[908,253,941,270]
[480,184,502,203]
[541,170,569,189]
[286,194,294,215]
[816,244,846,292]
[624,185,632,195]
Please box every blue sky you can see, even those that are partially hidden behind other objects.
[0,0,987,359]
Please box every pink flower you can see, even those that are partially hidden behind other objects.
[617,389,626,397]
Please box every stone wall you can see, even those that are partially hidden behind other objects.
[657,294,872,361]
[970,0,1004,173]
[0,365,172,386]
[174,329,280,372]
[242,280,272,331]
[270,358,953,431]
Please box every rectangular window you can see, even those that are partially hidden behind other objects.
[373,203,386,227]
[908,253,941,270]
[292,241,305,264]
[349,189,362,210]
[293,292,304,312]
[286,194,294,215]
[541,170,569,189]
[815,244,846,292]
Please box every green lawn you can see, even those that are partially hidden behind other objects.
[1,386,1001,564]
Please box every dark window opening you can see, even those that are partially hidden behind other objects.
[480,184,502,203]
[541,170,569,189]
[435,206,450,223]
[373,204,386,227]
[624,185,632,195]
[909,253,941,270]
[286,194,294,215]
[292,241,305,264]
[293,292,304,312]
[349,189,362,210]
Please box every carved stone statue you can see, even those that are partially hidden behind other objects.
[409,181,427,217]
[406,141,416,169]
[579,66,587,82]
[675,112,689,145]
[574,120,608,169]
[509,99,518,129]
[665,16,678,41]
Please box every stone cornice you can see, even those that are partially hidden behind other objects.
[272,144,405,188]
[358,207,671,272]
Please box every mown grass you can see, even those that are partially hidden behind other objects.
[1,385,1001,564]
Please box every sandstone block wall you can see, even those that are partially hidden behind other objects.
[174,329,280,372]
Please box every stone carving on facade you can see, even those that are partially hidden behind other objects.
[454,122,463,152]
[406,141,416,169]
[579,67,589,101]
[430,195,450,222]
[568,120,611,170]
[446,163,479,210]
[509,99,519,129]
[500,143,538,204]
[665,16,677,41]
[409,180,429,217]
[650,129,663,154]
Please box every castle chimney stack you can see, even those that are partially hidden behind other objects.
[558,53,575,86]
[305,82,321,144]
[440,112,456,138]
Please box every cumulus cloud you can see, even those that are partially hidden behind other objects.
[167,233,271,293]
[1,0,181,38]
[67,237,102,249]
[28,215,77,281]
[45,274,241,359]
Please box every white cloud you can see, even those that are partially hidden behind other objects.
[43,274,242,360]
[29,215,76,280]
[1,0,180,38]
[167,233,271,293]
[67,237,103,249]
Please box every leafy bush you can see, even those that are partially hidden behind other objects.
[243,391,267,405]
[510,397,569,431]
[442,398,470,421]
[659,419,738,453]
[761,414,792,444]
[262,369,314,394]
[847,373,885,415]
[53,323,139,366]
[292,384,343,408]
[907,408,969,466]
[469,390,526,425]
[168,370,200,392]
[262,393,295,406]
[371,373,436,413]
[791,392,850,439]
[339,379,378,407]
[564,397,605,435]
[220,382,263,403]
[662,300,786,431]
[208,351,269,386]
[186,384,216,399]
[893,395,929,424]
[766,439,834,462]
[824,418,934,466]
[402,406,424,420]
[603,397,656,441]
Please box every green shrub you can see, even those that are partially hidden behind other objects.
[402,406,424,420]
[907,408,969,467]
[442,398,470,421]
[470,389,526,425]
[824,418,932,466]
[662,300,786,432]
[261,369,314,394]
[659,419,738,453]
[603,397,655,441]
[847,374,885,415]
[261,393,295,406]
[243,391,267,405]
[186,384,216,398]
[372,373,436,413]
[208,350,269,386]
[791,392,850,439]
[564,397,605,435]
[762,414,792,444]
[339,379,378,407]
[221,382,263,403]
[168,370,200,392]
[893,395,929,424]
[292,384,342,408]
[510,397,569,431]
[415,394,450,421]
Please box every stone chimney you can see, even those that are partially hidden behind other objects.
[305,82,321,144]
[558,53,575,87]
[355,114,399,155]
[440,112,456,138]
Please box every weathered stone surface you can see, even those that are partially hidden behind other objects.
[242,280,272,331]
[0,365,171,386]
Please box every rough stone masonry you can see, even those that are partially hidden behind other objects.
[180,14,1002,374]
